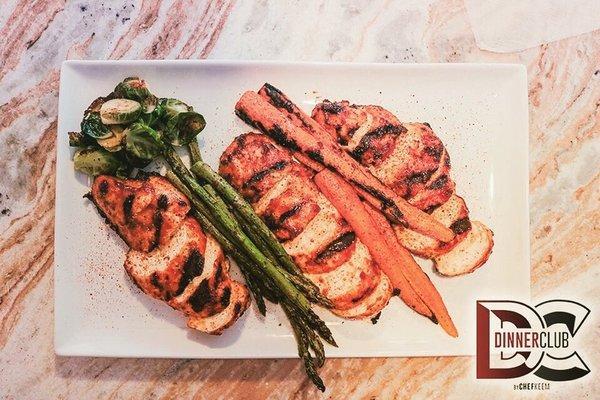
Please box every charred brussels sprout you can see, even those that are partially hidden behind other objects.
[162,98,192,118]
[97,125,126,152]
[81,112,112,139]
[100,99,142,125]
[155,99,206,146]
[114,77,157,113]
[73,147,128,176]
[165,111,206,146]
[125,122,164,162]
[68,131,95,147]
[114,77,151,100]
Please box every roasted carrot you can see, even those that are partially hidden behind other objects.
[365,203,458,337]
[292,151,325,172]
[236,90,455,243]
[313,169,433,319]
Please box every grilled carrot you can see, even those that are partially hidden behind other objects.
[364,203,458,337]
[292,151,325,172]
[313,168,433,319]
[236,90,455,243]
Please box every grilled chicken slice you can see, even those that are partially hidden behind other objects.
[89,174,190,252]
[220,133,391,318]
[89,175,249,334]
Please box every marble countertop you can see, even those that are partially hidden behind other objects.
[0,1,598,398]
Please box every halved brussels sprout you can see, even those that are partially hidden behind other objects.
[100,98,142,125]
[114,77,157,113]
[161,98,192,119]
[84,96,107,114]
[73,147,127,176]
[153,99,205,146]
[81,112,112,139]
[165,111,206,146]
[97,125,127,152]
[125,122,164,161]
[114,77,151,101]
[140,94,158,114]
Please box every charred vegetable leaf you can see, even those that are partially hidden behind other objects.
[73,147,128,176]
[165,111,206,146]
[68,131,95,147]
[81,112,112,139]
[100,99,142,125]
[97,125,126,152]
[114,77,157,113]
[125,122,164,161]
[162,98,192,118]
[153,99,205,146]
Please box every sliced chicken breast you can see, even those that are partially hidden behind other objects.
[219,133,391,318]
[90,175,249,334]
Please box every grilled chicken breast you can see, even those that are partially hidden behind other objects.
[220,133,391,319]
[89,174,249,334]
[312,100,493,275]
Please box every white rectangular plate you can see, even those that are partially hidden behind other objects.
[55,60,530,358]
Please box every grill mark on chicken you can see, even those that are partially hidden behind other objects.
[450,217,471,234]
[176,249,204,296]
[243,160,289,189]
[234,302,242,315]
[151,210,163,251]
[189,279,212,313]
[150,272,162,290]
[123,194,135,223]
[306,150,324,163]
[219,134,248,165]
[264,202,305,233]
[320,101,343,114]
[99,180,109,195]
[428,175,448,190]
[351,124,405,160]
[213,264,224,287]
[221,286,231,307]
[406,169,437,186]
[157,194,169,210]
[424,145,443,161]
[279,202,304,222]
[424,204,442,214]
[315,231,356,262]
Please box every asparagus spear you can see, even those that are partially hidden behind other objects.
[284,304,325,392]
[190,160,333,308]
[189,140,203,163]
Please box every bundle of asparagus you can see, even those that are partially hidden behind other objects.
[167,143,335,391]
[69,77,335,391]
